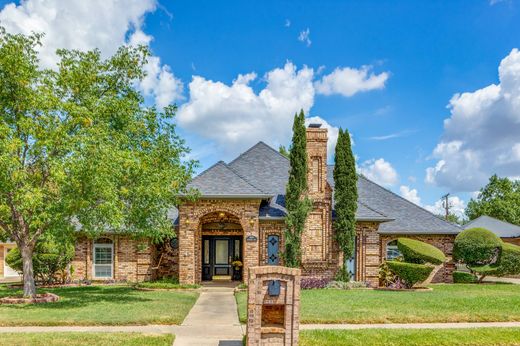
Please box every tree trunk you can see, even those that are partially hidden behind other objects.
[20,244,37,297]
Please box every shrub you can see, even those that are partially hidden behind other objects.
[5,236,74,285]
[335,265,351,282]
[301,277,330,289]
[453,271,477,283]
[494,243,520,277]
[453,228,502,265]
[386,261,433,288]
[379,261,397,287]
[397,238,446,265]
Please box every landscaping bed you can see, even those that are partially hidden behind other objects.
[0,285,198,326]
[0,292,59,304]
[300,328,520,346]
[235,283,520,324]
[0,332,174,346]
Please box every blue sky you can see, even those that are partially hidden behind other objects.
[1,0,520,216]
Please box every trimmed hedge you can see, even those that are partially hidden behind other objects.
[386,261,433,288]
[453,228,502,265]
[453,271,477,283]
[397,238,446,265]
[471,243,520,277]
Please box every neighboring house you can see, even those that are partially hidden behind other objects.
[463,215,520,246]
[0,241,19,279]
[72,125,460,286]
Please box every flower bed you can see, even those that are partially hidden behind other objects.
[0,292,59,304]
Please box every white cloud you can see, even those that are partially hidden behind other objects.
[285,19,291,27]
[315,65,389,97]
[298,28,311,47]
[399,185,421,205]
[400,185,466,219]
[305,116,339,158]
[177,62,315,156]
[424,196,466,219]
[359,158,398,186]
[0,0,183,107]
[426,48,520,192]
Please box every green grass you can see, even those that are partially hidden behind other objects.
[0,333,173,346]
[0,285,198,326]
[136,278,200,290]
[300,328,520,346]
[235,284,520,324]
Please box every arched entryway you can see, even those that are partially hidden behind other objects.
[198,211,244,281]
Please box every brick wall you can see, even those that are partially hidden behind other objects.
[178,199,261,284]
[259,220,285,265]
[380,234,456,283]
[72,235,153,282]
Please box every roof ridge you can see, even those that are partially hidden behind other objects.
[358,200,389,219]
[226,164,267,194]
[228,141,289,166]
[357,174,461,229]
[465,215,520,229]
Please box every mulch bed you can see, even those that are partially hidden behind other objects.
[0,292,59,304]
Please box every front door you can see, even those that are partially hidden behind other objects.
[202,236,241,280]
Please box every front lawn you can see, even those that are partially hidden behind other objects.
[0,333,173,346]
[0,285,198,326]
[235,284,520,324]
[300,328,520,346]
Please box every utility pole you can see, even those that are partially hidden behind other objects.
[441,193,450,220]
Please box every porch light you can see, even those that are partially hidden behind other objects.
[249,218,255,225]
[219,212,226,218]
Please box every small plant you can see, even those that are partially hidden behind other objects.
[334,265,352,282]
[325,280,368,290]
[379,261,397,287]
[231,260,243,269]
[301,277,330,289]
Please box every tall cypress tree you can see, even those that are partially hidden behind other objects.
[284,110,312,267]
[334,128,358,263]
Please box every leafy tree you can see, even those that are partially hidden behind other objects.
[0,29,195,297]
[6,233,74,285]
[278,145,289,158]
[283,110,311,267]
[466,175,520,225]
[333,128,357,274]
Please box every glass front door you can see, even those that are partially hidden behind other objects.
[202,236,241,280]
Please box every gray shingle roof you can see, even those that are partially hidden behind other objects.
[188,141,460,234]
[463,215,520,238]
[187,161,268,197]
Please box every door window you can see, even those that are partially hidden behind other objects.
[215,239,229,264]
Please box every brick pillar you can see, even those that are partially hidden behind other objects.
[243,213,260,283]
[179,215,197,285]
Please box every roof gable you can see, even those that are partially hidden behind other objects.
[228,141,289,194]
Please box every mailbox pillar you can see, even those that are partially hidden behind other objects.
[246,266,301,346]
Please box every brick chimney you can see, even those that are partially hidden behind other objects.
[306,123,328,202]
[302,123,330,263]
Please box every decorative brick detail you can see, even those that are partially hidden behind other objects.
[246,266,301,346]
[72,235,153,282]
[178,199,261,284]
[380,234,456,283]
[259,221,285,265]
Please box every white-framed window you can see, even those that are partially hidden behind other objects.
[386,240,401,260]
[93,238,113,279]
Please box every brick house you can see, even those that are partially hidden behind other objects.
[72,124,460,286]
[463,215,520,246]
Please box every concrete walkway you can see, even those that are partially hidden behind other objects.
[173,286,243,346]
